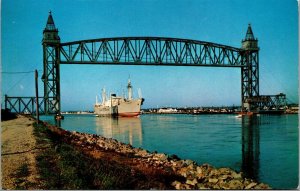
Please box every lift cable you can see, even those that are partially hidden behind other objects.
[260,68,298,104]
[4,73,32,95]
[2,70,42,74]
[2,69,42,96]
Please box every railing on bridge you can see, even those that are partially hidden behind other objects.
[245,93,287,112]
[4,95,46,115]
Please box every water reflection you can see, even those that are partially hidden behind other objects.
[54,118,61,127]
[94,117,143,146]
[241,116,260,181]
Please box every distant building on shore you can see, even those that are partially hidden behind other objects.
[158,108,178,113]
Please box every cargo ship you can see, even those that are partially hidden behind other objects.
[94,79,144,117]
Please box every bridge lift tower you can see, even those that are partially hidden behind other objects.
[241,25,260,111]
[42,12,61,114]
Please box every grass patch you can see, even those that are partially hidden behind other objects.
[16,163,30,178]
[33,122,148,189]
[14,163,31,189]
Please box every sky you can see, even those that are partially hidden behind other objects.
[1,0,299,111]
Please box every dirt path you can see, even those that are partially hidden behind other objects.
[1,115,41,189]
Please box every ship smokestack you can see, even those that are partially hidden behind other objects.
[127,78,132,100]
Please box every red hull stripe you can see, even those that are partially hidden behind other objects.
[118,112,140,117]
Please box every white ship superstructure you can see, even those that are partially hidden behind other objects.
[94,79,144,117]
[94,88,118,116]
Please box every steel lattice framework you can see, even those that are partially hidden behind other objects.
[59,37,243,67]
[4,13,287,115]
[39,13,261,114]
[43,45,61,114]
[4,95,46,114]
[44,36,258,114]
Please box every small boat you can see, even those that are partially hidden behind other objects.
[235,114,243,118]
[55,114,64,120]
[237,111,254,116]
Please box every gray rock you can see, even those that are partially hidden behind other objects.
[231,171,242,179]
[196,183,208,189]
[186,178,198,186]
[219,174,230,180]
[183,159,194,166]
[254,183,271,189]
[209,169,219,176]
[171,181,181,190]
[245,182,257,189]
[219,180,230,189]
[153,153,168,161]
[187,163,196,170]
[178,167,188,177]
[219,167,231,175]
[228,179,244,189]
[137,149,148,156]
[196,166,202,174]
[208,178,218,184]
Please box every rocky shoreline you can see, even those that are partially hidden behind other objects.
[42,120,271,190]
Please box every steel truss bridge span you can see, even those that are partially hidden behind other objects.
[42,20,260,114]
[5,13,286,115]
[59,37,244,67]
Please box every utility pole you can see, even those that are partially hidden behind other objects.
[35,70,39,124]
[4,94,7,109]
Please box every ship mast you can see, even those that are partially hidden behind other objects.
[138,88,142,98]
[127,78,132,100]
[102,88,106,104]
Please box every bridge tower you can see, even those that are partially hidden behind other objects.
[42,12,61,114]
[241,24,259,111]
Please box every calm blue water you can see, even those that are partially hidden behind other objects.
[41,114,299,189]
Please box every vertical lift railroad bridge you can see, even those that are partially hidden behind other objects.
[5,12,287,115]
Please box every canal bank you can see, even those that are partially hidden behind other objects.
[2,115,178,189]
[43,120,271,189]
[2,114,271,189]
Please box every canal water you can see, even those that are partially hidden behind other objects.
[40,114,299,189]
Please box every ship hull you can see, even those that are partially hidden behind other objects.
[117,99,142,117]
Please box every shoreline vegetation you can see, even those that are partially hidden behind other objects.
[61,104,299,115]
[1,114,271,189]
